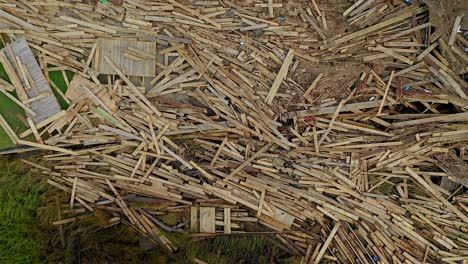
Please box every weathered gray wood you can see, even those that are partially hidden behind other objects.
[1,38,61,124]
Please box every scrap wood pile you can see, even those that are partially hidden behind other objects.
[0,0,467,263]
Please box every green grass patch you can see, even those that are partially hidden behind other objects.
[0,158,47,263]
[166,233,296,264]
[48,68,73,109]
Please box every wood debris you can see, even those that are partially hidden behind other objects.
[0,0,465,262]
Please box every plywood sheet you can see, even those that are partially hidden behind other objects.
[95,38,156,77]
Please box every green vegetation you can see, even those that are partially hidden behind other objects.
[48,69,73,109]
[166,233,298,264]
[0,61,28,149]
[0,158,47,263]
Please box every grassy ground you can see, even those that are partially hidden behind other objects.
[0,40,72,149]
[168,233,299,264]
[0,61,28,149]
[0,158,47,263]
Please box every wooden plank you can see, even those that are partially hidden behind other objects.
[375,45,413,65]
[268,0,274,18]
[190,206,198,232]
[17,139,77,155]
[224,208,231,234]
[224,143,272,182]
[265,49,294,104]
[377,70,394,115]
[393,112,468,128]
[285,100,388,118]
[448,16,463,46]
[0,9,45,32]
[199,207,216,233]
[60,15,117,34]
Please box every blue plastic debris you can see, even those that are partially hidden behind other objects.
[373,256,380,262]
[403,0,412,4]
[279,16,286,22]
[405,86,411,91]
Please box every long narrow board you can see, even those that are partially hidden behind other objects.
[190,206,199,232]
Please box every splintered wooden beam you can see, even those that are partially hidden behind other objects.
[26,117,42,143]
[416,42,438,61]
[19,110,66,138]
[265,49,294,104]
[0,78,15,92]
[160,143,193,169]
[343,0,365,16]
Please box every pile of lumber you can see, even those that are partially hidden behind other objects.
[0,0,466,263]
